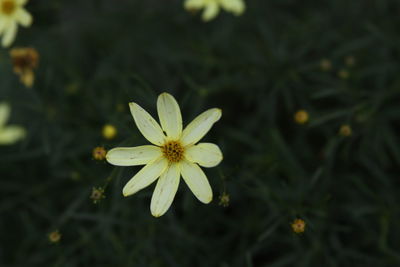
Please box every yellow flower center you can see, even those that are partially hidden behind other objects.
[1,0,16,15]
[162,140,184,163]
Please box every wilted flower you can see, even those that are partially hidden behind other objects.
[184,0,245,22]
[106,92,223,217]
[102,124,117,140]
[10,47,39,88]
[92,146,107,160]
[294,110,309,124]
[291,218,306,234]
[0,102,25,145]
[0,0,32,47]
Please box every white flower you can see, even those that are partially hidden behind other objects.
[184,0,245,22]
[0,0,32,47]
[106,92,223,217]
[0,102,25,144]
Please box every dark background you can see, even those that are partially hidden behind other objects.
[1,0,400,266]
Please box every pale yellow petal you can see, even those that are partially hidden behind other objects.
[181,108,221,146]
[184,143,223,168]
[0,126,26,145]
[16,0,27,5]
[20,70,34,88]
[157,92,182,140]
[106,145,162,166]
[202,2,220,21]
[219,0,245,15]
[0,103,10,127]
[180,160,212,203]
[15,8,32,27]
[129,102,166,146]
[150,163,180,217]
[184,0,205,10]
[2,21,17,48]
[0,18,7,35]
[122,157,168,196]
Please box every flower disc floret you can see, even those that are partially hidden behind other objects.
[162,140,184,163]
[1,0,16,15]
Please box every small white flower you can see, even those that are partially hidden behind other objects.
[185,0,245,22]
[106,92,223,217]
[0,0,32,47]
[0,102,25,144]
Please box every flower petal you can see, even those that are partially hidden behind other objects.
[106,145,162,166]
[2,21,17,48]
[129,102,166,146]
[202,2,220,21]
[0,103,10,127]
[150,163,180,217]
[185,143,223,168]
[180,160,212,203]
[122,157,168,196]
[219,0,246,15]
[0,18,7,35]
[184,0,204,10]
[16,0,27,5]
[157,92,182,140]
[181,108,222,146]
[15,8,32,27]
[0,126,26,145]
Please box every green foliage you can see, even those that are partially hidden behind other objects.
[1,0,400,266]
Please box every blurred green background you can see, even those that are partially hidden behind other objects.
[1,0,400,266]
